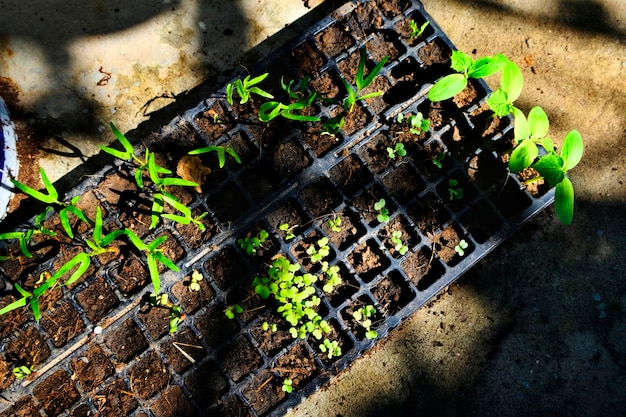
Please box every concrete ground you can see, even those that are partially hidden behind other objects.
[1,0,626,416]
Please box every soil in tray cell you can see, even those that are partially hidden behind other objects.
[93,379,139,417]
[366,30,406,64]
[170,272,215,314]
[432,223,474,267]
[0,295,30,338]
[386,57,425,104]
[329,154,373,197]
[394,11,436,47]
[242,368,286,416]
[239,160,281,202]
[33,370,80,417]
[4,325,51,368]
[491,176,533,219]
[469,103,509,139]
[271,137,312,179]
[343,1,384,41]
[137,304,172,340]
[203,245,250,290]
[218,335,263,383]
[69,344,115,392]
[375,0,411,19]
[347,239,391,283]
[299,177,343,218]
[372,269,416,316]
[160,326,207,374]
[0,396,38,417]
[75,276,119,322]
[207,180,251,224]
[289,41,326,78]
[461,199,504,244]
[402,246,446,291]
[267,199,310,242]
[437,170,478,212]
[382,162,426,204]
[314,23,356,59]
[466,150,508,191]
[0,359,14,391]
[184,360,229,410]
[407,192,450,235]
[40,301,85,348]
[128,350,169,400]
[207,395,253,417]
[441,119,484,159]
[300,119,343,157]
[309,69,344,101]
[151,385,195,417]
[273,341,319,392]
[175,207,219,250]
[250,312,294,357]
[417,37,452,68]
[104,318,149,363]
[193,100,232,141]
[108,251,148,297]
[194,302,239,348]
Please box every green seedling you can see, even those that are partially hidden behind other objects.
[396,112,430,135]
[390,230,409,256]
[261,321,278,332]
[188,145,241,169]
[151,192,208,230]
[0,271,59,322]
[237,229,269,255]
[409,20,429,39]
[224,304,243,319]
[150,293,185,333]
[428,50,508,101]
[282,378,293,394]
[319,338,342,359]
[352,305,378,339]
[10,167,92,239]
[306,237,330,264]
[225,73,274,106]
[326,216,342,233]
[258,77,320,123]
[509,106,584,224]
[189,270,203,292]
[321,261,342,293]
[278,223,296,241]
[485,59,524,117]
[13,365,34,379]
[431,152,446,169]
[125,229,179,294]
[0,231,32,259]
[454,239,469,257]
[374,199,390,223]
[386,143,407,160]
[447,179,464,200]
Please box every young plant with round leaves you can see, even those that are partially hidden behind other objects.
[224,304,243,319]
[396,112,430,135]
[486,59,524,117]
[352,305,378,339]
[374,198,390,223]
[390,230,409,256]
[237,229,269,255]
[387,143,407,160]
[454,239,469,257]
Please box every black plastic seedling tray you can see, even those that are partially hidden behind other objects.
[0,1,554,416]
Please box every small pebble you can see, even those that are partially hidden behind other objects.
[93,326,103,335]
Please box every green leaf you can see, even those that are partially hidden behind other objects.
[527,106,549,140]
[450,50,473,73]
[53,252,91,287]
[147,255,161,294]
[11,167,59,204]
[561,130,584,172]
[512,107,530,142]
[154,252,179,272]
[105,122,135,160]
[0,293,29,316]
[532,153,565,186]
[428,73,467,101]
[509,140,538,173]
[486,88,512,117]
[500,60,523,103]
[555,176,574,225]
[124,228,148,251]
[468,54,508,78]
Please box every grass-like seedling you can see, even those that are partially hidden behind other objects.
[225,73,274,106]
[237,229,269,255]
[374,199,390,223]
[224,304,243,319]
[352,305,378,339]
[0,271,59,322]
[125,229,179,294]
[447,179,464,200]
[10,167,92,239]
[387,143,407,160]
[409,20,429,40]
[454,239,469,257]
[188,145,241,169]
[428,50,508,102]
[396,112,430,135]
[390,230,409,256]
[258,77,321,123]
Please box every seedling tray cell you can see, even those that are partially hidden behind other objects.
[0,1,554,416]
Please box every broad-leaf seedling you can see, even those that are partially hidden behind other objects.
[454,239,469,257]
[396,112,430,135]
[390,230,409,256]
[352,305,378,339]
[447,179,464,200]
[374,198,390,223]
[224,304,243,319]
[237,229,269,255]
[387,143,407,160]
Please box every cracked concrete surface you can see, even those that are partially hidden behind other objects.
[1,0,625,416]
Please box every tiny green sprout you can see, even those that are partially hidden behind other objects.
[306,237,330,263]
[125,229,179,294]
[447,179,464,200]
[13,365,33,379]
[319,338,342,359]
[321,262,342,293]
[225,73,274,106]
[353,305,378,339]
[374,198,390,223]
[168,305,185,333]
[282,378,293,394]
[387,143,407,159]
[261,321,278,332]
[326,216,342,233]
[455,239,469,257]
[189,270,203,292]
[431,152,446,169]
[224,304,243,319]
[390,230,409,256]
[342,47,389,114]
[278,223,296,241]
[409,20,429,39]
[237,229,269,255]
[397,112,430,135]
[258,77,321,123]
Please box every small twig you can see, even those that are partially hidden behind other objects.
[172,342,197,364]
[256,375,273,392]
